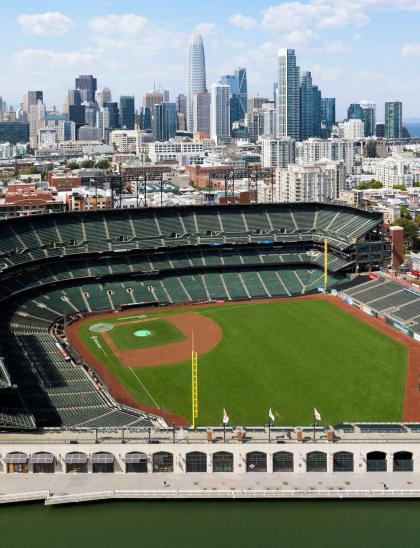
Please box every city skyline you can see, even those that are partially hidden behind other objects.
[1,1,420,119]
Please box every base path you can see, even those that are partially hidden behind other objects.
[102,313,222,368]
[65,294,420,425]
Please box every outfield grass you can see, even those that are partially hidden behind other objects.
[77,300,408,426]
[108,319,184,351]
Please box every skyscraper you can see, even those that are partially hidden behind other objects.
[299,71,313,141]
[312,85,322,138]
[193,92,211,135]
[385,101,402,138]
[236,67,248,122]
[23,91,43,113]
[152,102,176,141]
[119,96,135,129]
[75,75,97,103]
[220,67,248,126]
[347,103,363,120]
[277,49,300,140]
[360,101,376,137]
[210,83,230,144]
[321,98,336,137]
[187,33,207,131]
[96,88,112,108]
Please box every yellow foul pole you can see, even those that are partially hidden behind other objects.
[324,238,328,293]
[191,332,198,428]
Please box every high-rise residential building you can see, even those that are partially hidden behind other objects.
[360,101,376,137]
[23,91,43,113]
[277,49,300,140]
[385,101,402,138]
[152,102,176,141]
[75,75,97,103]
[210,83,230,144]
[261,137,295,168]
[376,123,385,138]
[96,88,112,108]
[347,103,363,120]
[296,138,355,175]
[119,96,135,130]
[299,71,313,141]
[245,110,265,143]
[193,92,211,135]
[340,119,365,140]
[276,160,345,203]
[321,98,336,137]
[97,108,110,141]
[247,95,269,113]
[175,94,187,132]
[139,107,152,131]
[187,33,207,131]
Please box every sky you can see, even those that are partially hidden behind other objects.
[1,0,420,120]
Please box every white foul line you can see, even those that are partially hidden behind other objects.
[129,367,160,409]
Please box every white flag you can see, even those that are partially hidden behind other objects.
[268,408,275,422]
[313,408,321,421]
[222,409,229,424]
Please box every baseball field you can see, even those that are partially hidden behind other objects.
[68,297,410,426]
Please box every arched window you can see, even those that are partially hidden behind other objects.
[30,452,55,474]
[64,452,88,473]
[91,452,114,473]
[273,451,294,472]
[153,452,173,472]
[125,452,148,473]
[333,451,354,472]
[246,451,267,472]
[186,452,207,473]
[307,451,327,472]
[393,451,413,472]
[4,452,28,474]
[213,452,233,472]
[366,451,386,472]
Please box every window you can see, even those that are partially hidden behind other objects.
[213,452,233,473]
[273,451,294,472]
[91,452,114,473]
[333,452,354,472]
[393,451,413,472]
[246,452,267,472]
[153,452,173,473]
[186,452,207,473]
[366,451,386,472]
[125,452,148,473]
[307,452,327,472]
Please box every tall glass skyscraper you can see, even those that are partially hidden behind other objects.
[385,101,402,138]
[361,101,376,137]
[152,102,177,141]
[119,95,135,130]
[277,49,300,140]
[299,71,313,141]
[187,33,207,132]
[321,97,336,137]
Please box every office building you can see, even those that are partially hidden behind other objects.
[104,102,119,130]
[321,98,336,138]
[23,91,43,113]
[385,101,403,138]
[193,92,211,135]
[152,102,177,141]
[187,33,207,131]
[277,49,300,140]
[119,96,135,130]
[210,84,230,144]
[0,122,29,143]
[75,75,97,103]
[247,96,269,113]
[300,71,313,142]
[96,88,112,108]
[361,101,376,137]
[347,103,363,120]
[220,67,248,126]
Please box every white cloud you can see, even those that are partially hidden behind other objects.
[89,14,148,34]
[401,43,420,57]
[14,49,99,69]
[229,14,258,30]
[324,40,350,53]
[17,11,74,36]
[282,29,319,46]
[195,22,219,36]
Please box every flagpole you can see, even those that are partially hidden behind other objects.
[268,418,271,442]
[223,421,226,443]
[313,419,316,442]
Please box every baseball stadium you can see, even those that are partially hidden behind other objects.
[0,203,420,503]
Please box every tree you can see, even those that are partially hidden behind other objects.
[392,184,407,190]
[400,206,411,220]
[370,180,383,189]
[414,182,420,188]
[20,166,40,175]
[80,160,95,168]
[67,161,79,170]
[365,140,377,158]
[95,159,110,170]
[393,218,419,249]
